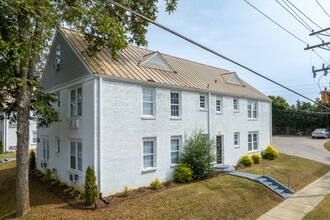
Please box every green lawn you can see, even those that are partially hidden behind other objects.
[1,152,329,220]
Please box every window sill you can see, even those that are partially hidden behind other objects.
[170,116,182,120]
[141,116,156,120]
[199,108,208,112]
[234,146,239,149]
[216,112,223,115]
[142,168,157,173]
[68,169,82,175]
[170,164,179,168]
[248,118,258,121]
[233,110,239,113]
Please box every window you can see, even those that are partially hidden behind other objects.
[70,87,82,117]
[170,92,180,117]
[248,132,258,151]
[70,141,82,171]
[57,92,61,108]
[234,132,240,147]
[42,137,49,160]
[171,137,181,164]
[233,98,239,111]
[143,138,156,169]
[32,131,37,144]
[56,137,61,153]
[142,88,155,116]
[55,44,61,69]
[248,100,258,119]
[216,97,222,113]
[200,95,208,109]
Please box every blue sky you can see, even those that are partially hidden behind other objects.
[145,0,330,105]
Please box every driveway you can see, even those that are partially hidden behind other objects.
[272,136,330,165]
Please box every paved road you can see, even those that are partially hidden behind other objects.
[272,136,330,165]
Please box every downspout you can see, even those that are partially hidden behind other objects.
[4,118,8,152]
[270,100,273,145]
[208,93,211,138]
[98,77,102,195]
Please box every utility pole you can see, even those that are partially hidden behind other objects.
[304,27,330,104]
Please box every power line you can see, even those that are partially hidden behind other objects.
[243,0,308,45]
[108,0,330,110]
[276,0,313,32]
[315,0,330,19]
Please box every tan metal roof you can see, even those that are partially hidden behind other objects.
[60,27,270,101]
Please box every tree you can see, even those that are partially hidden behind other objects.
[84,166,99,206]
[0,0,178,216]
[180,131,216,180]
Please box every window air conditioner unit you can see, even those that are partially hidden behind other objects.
[69,173,79,182]
[69,119,79,128]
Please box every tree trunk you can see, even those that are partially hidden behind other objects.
[16,87,31,217]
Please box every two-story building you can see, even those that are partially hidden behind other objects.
[37,27,272,196]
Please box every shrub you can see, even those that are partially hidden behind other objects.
[251,153,262,163]
[263,145,279,160]
[174,164,193,183]
[84,166,99,205]
[180,130,216,180]
[41,169,53,183]
[122,185,133,197]
[29,150,36,170]
[0,140,3,154]
[240,155,254,167]
[163,180,172,187]
[150,178,163,190]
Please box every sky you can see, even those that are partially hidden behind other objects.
[144,0,330,105]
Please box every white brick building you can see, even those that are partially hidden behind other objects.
[37,27,272,196]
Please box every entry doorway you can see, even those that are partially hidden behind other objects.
[216,135,223,164]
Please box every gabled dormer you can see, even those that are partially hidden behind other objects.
[222,72,245,87]
[138,52,173,72]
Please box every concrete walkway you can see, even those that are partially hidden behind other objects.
[257,171,330,220]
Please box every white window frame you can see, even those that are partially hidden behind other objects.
[200,94,208,109]
[248,132,258,152]
[216,96,223,113]
[70,141,82,172]
[233,98,239,112]
[32,131,37,144]
[171,136,181,165]
[70,87,82,117]
[170,92,181,117]
[56,137,61,153]
[142,87,155,117]
[234,132,240,148]
[248,100,258,119]
[42,137,49,160]
[143,138,156,171]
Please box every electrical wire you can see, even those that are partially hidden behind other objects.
[108,0,330,110]
[276,0,313,32]
[243,0,308,45]
[315,0,330,19]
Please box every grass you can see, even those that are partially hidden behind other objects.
[302,141,330,219]
[1,152,330,220]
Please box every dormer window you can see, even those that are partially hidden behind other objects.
[55,44,61,70]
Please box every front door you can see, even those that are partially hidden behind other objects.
[216,135,223,164]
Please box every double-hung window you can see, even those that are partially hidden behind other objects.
[32,131,37,144]
[234,132,240,148]
[171,137,181,164]
[248,132,258,151]
[233,98,239,111]
[200,94,208,109]
[216,97,222,113]
[170,92,180,117]
[70,141,82,172]
[143,138,156,169]
[248,100,258,119]
[42,137,49,160]
[142,88,155,117]
[70,87,82,117]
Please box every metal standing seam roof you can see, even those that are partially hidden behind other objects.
[60,27,270,101]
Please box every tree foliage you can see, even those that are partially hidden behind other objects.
[269,96,330,135]
[180,131,216,180]
[0,0,178,216]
